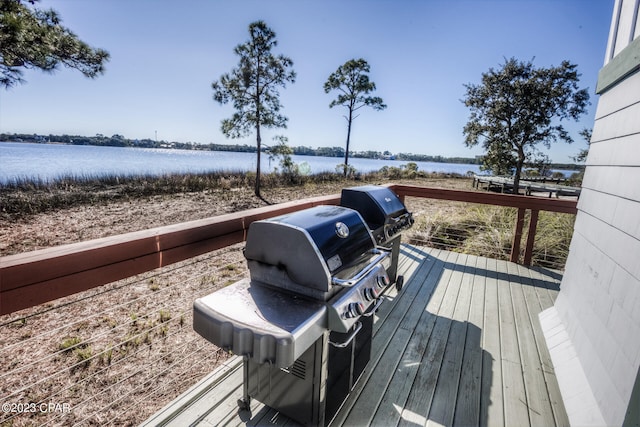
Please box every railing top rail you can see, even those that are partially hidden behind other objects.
[391,184,578,214]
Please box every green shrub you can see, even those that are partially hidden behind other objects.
[59,336,82,352]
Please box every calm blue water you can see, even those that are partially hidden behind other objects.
[0,141,575,184]
[0,142,484,184]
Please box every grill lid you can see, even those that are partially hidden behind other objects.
[244,205,375,297]
[340,185,408,230]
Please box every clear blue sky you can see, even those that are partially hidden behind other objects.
[0,0,613,163]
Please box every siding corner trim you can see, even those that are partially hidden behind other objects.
[597,36,640,94]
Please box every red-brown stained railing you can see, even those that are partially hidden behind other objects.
[0,195,340,315]
[390,184,578,267]
[390,185,578,214]
[0,184,578,316]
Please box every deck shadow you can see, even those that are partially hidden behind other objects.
[401,245,561,292]
[385,321,493,427]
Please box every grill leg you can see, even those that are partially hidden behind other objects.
[386,235,402,284]
[238,355,252,411]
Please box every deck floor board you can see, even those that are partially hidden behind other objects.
[452,254,484,427]
[142,246,568,427]
[340,247,444,426]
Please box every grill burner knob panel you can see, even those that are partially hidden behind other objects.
[327,263,390,333]
[364,287,378,301]
[346,302,364,318]
[377,275,390,288]
[383,212,414,241]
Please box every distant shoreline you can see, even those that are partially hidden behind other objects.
[0,134,584,171]
[0,137,482,165]
[0,141,491,184]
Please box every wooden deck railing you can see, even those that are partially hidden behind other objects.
[0,194,340,316]
[0,184,577,316]
[392,184,577,266]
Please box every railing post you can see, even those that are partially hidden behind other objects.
[510,208,526,264]
[523,209,540,266]
[396,190,406,204]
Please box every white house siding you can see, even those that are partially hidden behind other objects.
[540,0,640,426]
[613,0,639,57]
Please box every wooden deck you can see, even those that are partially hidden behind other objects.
[142,246,569,427]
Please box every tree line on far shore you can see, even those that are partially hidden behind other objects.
[0,132,476,163]
[1,132,584,172]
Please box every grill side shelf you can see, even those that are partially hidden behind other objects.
[193,279,327,369]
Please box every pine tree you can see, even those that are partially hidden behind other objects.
[212,21,295,198]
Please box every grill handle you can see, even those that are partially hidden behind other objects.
[331,249,389,287]
[362,297,384,317]
[329,321,362,348]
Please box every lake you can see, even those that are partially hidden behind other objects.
[0,142,490,184]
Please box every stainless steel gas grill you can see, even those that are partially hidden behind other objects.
[340,185,414,289]
[340,185,414,246]
[193,205,392,426]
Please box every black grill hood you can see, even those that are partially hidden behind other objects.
[244,205,376,299]
[341,185,407,229]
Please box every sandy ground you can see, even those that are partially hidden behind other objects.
[0,185,319,256]
[0,177,472,426]
[0,177,470,256]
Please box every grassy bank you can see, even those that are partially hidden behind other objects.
[0,171,327,220]
[0,168,463,221]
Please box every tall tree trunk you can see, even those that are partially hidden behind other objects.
[255,125,261,197]
[514,147,525,195]
[343,107,353,176]
[255,54,262,198]
[255,66,262,198]
[513,164,521,195]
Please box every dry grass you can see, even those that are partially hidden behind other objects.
[0,173,466,256]
[0,246,245,426]
[0,170,378,222]
[407,201,575,269]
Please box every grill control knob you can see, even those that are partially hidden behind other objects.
[364,287,378,301]
[377,275,390,288]
[346,302,364,318]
